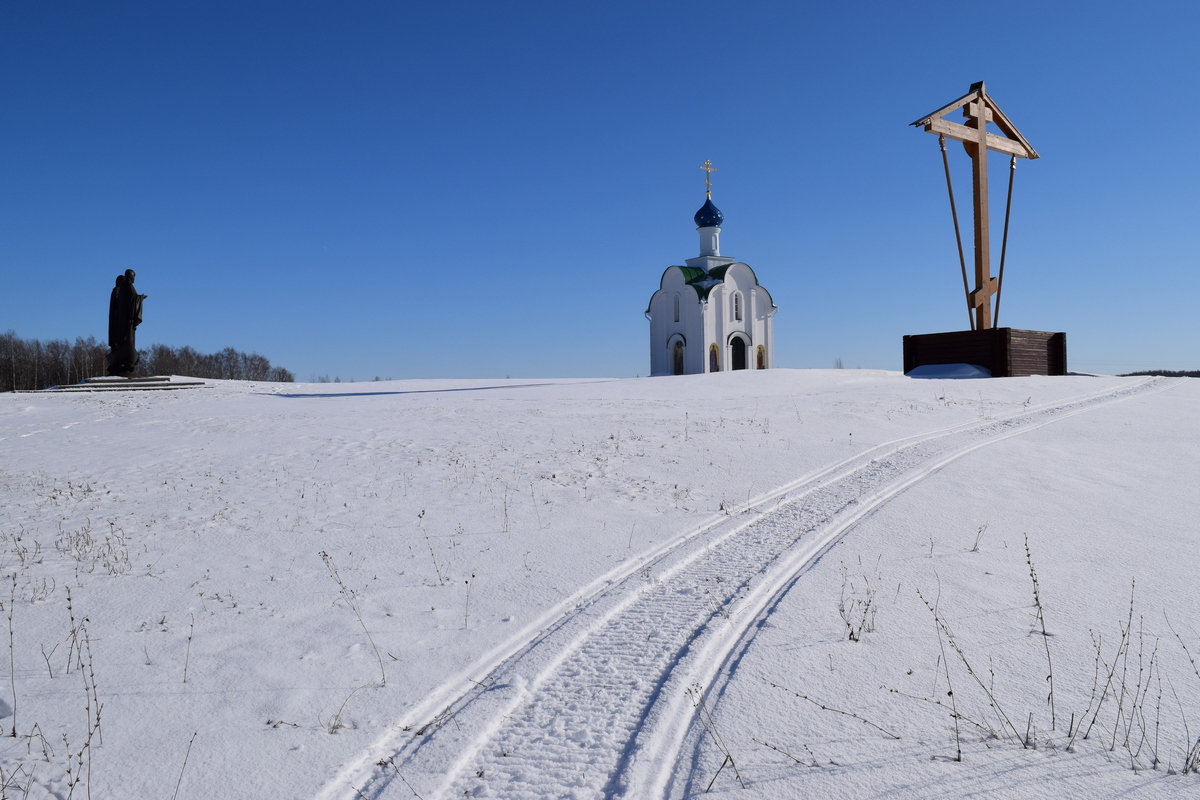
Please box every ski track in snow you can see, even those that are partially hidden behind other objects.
[316,377,1171,800]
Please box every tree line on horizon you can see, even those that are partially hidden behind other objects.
[1,330,295,392]
[1118,369,1200,378]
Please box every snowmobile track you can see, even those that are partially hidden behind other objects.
[315,377,1172,800]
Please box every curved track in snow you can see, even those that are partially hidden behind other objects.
[316,377,1171,800]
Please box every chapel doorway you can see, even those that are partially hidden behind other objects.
[731,336,747,370]
[672,340,685,375]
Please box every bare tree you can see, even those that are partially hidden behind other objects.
[0,330,294,391]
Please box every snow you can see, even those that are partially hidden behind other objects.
[1,370,1197,799]
[906,363,992,379]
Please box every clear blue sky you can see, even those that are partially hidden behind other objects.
[3,1,1197,379]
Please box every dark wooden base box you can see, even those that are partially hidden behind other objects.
[903,328,1067,377]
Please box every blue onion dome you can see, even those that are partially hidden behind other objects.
[694,197,724,228]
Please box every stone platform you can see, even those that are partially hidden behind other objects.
[28,376,207,393]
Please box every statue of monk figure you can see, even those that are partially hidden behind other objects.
[106,269,148,376]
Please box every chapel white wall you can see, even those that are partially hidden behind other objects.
[648,267,708,376]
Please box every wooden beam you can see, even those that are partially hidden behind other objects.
[965,101,993,122]
[968,109,993,330]
[912,83,1039,160]
[909,87,981,128]
[923,118,1034,159]
[969,279,997,308]
[978,92,1040,159]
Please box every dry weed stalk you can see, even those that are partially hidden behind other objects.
[7,575,16,737]
[919,581,1025,749]
[837,564,877,642]
[170,732,198,800]
[1165,614,1200,773]
[39,643,57,679]
[768,680,899,740]
[324,683,371,734]
[1077,581,1136,746]
[0,763,36,800]
[463,574,475,630]
[320,551,386,686]
[182,615,194,683]
[970,522,988,552]
[63,621,102,800]
[751,737,820,767]
[918,584,961,759]
[883,684,997,739]
[376,755,425,798]
[416,511,446,585]
[1024,534,1056,729]
[686,683,746,792]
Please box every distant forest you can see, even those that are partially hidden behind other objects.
[1119,370,1200,378]
[1,330,295,392]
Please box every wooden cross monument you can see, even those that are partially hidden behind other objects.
[911,81,1038,330]
[902,82,1066,377]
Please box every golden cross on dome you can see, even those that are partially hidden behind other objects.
[699,159,716,198]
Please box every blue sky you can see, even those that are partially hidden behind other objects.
[3,1,1197,379]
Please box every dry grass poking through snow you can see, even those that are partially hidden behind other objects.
[729,536,1200,797]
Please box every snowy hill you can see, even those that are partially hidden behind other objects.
[1,370,1197,799]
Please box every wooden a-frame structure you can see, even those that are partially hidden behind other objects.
[911,81,1039,331]
[903,82,1065,378]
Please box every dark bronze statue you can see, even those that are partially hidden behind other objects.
[106,269,147,376]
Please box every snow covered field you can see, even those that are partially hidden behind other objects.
[1,370,1197,799]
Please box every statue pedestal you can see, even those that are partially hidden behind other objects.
[903,328,1067,377]
[27,376,207,393]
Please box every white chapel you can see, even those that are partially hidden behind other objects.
[645,168,777,376]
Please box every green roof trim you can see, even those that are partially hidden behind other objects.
[657,262,760,303]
